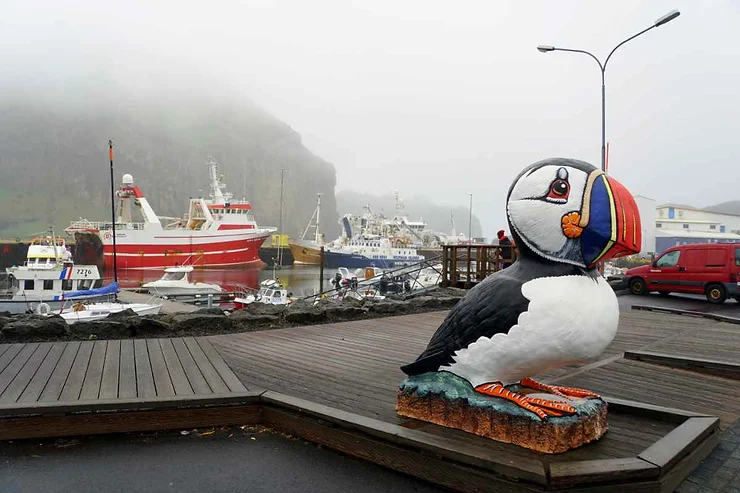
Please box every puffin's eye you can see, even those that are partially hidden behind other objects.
[546,178,570,202]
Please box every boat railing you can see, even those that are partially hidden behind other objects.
[67,220,146,231]
[303,255,444,302]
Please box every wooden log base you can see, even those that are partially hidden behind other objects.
[397,372,608,454]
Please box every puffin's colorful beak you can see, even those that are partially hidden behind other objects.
[579,172,641,267]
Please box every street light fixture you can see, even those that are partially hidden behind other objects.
[537,10,680,172]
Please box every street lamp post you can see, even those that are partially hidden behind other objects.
[537,9,680,172]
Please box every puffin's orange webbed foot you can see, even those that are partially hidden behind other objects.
[520,377,601,399]
[475,383,577,420]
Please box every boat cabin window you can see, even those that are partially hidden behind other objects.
[78,279,93,290]
[62,279,73,291]
[162,271,187,281]
[43,280,54,290]
[24,280,34,290]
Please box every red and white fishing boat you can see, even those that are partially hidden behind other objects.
[66,158,276,270]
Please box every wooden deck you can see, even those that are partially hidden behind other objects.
[211,310,740,428]
[0,307,735,491]
[0,337,247,407]
[209,309,737,490]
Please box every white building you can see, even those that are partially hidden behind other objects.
[653,204,740,253]
[634,195,656,257]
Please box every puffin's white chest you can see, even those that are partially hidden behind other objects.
[441,275,618,387]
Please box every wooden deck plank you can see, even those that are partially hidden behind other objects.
[0,344,10,359]
[79,341,107,400]
[134,339,156,398]
[0,344,41,400]
[118,339,136,399]
[216,338,401,400]
[183,338,229,393]
[160,338,193,395]
[0,344,25,374]
[172,338,211,395]
[195,337,247,392]
[18,342,67,403]
[0,343,53,403]
[99,340,120,399]
[39,342,80,402]
[147,339,175,397]
[59,341,94,401]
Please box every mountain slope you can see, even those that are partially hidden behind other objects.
[0,100,338,240]
[703,201,740,216]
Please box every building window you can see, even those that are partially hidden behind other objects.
[24,280,35,290]
[656,223,662,228]
[682,224,689,229]
[710,225,716,230]
[721,226,726,233]
[43,280,54,290]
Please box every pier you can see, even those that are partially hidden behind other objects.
[440,244,516,288]
[0,306,737,491]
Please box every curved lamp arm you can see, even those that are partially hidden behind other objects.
[603,25,655,71]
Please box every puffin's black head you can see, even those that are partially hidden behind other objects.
[506,158,641,268]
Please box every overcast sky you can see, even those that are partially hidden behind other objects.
[2,0,738,238]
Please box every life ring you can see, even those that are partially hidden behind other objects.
[35,303,51,316]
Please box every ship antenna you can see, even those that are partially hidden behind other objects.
[109,140,119,290]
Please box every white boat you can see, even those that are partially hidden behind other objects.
[142,265,222,296]
[1,236,113,314]
[411,265,443,289]
[55,301,164,325]
[233,279,294,308]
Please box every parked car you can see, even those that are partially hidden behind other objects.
[624,243,740,304]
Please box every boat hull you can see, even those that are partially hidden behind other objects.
[322,251,424,269]
[144,284,222,296]
[0,294,111,315]
[288,241,322,265]
[102,231,271,270]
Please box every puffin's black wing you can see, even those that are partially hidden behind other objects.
[401,268,529,376]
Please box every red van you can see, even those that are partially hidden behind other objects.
[625,243,740,304]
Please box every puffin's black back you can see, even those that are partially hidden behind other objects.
[400,256,584,375]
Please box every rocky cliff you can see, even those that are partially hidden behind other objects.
[0,100,338,240]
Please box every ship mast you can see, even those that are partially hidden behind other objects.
[314,193,322,244]
[273,168,285,276]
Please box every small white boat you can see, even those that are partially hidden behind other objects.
[233,279,294,309]
[142,265,222,296]
[56,301,164,325]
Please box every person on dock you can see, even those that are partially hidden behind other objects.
[497,229,513,269]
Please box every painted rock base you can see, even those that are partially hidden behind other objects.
[396,372,608,454]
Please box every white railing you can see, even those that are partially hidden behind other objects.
[67,220,145,231]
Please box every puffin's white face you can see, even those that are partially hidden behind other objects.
[506,159,643,268]
[508,164,589,260]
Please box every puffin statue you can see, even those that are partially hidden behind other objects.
[401,158,641,420]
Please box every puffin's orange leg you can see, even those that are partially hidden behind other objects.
[475,383,577,420]
[520,377,601,399]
